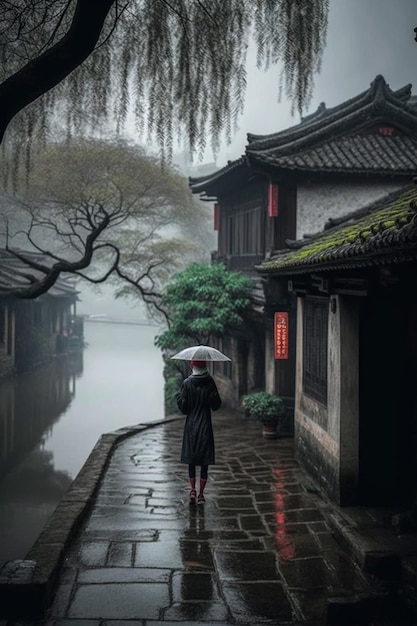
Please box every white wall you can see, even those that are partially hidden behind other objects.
[296,181,402,239]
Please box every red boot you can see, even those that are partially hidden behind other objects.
[198,478,207,504]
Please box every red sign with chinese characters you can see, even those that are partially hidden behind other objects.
[274,312,288,359]
[379,126,394,136]
[268,184,279,217]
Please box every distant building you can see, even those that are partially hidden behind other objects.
[172,148,218,179]
[0,249,78,377]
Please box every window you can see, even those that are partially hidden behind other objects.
[303,298,328,405]
[226,207,262,257]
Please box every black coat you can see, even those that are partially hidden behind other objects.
[177,372,221,465]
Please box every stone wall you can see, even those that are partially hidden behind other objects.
[294,295,360,505]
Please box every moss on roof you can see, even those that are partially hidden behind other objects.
[258,186,417,275]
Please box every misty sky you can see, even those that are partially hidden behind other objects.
[211,0,417,165]
[83,0,417,319]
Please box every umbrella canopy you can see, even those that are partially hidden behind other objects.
[171,345,231,362]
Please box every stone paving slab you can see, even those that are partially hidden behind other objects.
[36,411,373,625]
[3,409,416,625]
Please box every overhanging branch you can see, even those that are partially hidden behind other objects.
[0,0,116,143]
[6,207,111,298]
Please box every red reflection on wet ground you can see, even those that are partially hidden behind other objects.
[274,470,295,560]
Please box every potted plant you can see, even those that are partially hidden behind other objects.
[242,391,286,439]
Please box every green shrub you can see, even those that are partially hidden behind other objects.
[242,391,286,425]
[164,376,181,415]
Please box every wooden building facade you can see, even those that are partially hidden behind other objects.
[0,250,78,377]
[258,186,417,508]
[189,76,417,431]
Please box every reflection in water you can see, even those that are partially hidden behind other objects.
[182,506,212,571]
[0,356,81,477]
[0,357,79,566]
[0,449,72,502]
[179,506,214,620]
[274,468,295,560]
[0,322,164,567]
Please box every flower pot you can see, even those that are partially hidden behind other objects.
[242,392,285,439]
[262,423,278,439]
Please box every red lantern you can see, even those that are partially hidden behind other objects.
[214,203,220,230]
[268,184,279,217]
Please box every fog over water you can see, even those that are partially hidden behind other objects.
[1,0,416,571]
[44,322,164,476]
[0,321,164,567]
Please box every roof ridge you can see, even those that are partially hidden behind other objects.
[246,76,417,155]
[188,156,246,186]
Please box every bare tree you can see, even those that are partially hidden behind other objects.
[0,1,329,301]
[1,138,209,309]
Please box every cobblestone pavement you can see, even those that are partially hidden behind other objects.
[41,409,376,625]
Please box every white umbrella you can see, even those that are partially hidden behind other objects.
[171,345,231,362]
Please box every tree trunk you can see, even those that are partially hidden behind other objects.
[0,0,116,143]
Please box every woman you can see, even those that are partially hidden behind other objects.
[177,359,221,504]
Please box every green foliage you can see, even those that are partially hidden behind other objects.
[1,0,329,180]
[260,186,417,274]
[162,355,190,415]
[163,357,189,384]
[164,376,181,415]
[242,391,286,425]
[155,262,252,350]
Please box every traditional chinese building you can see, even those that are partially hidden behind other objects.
[257,185,417,508]
[0,250,78,377]
[189,75,417,425]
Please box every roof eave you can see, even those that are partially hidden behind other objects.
[256,245,417,277]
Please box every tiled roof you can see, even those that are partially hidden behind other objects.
[246,75,417,153]
[256,133,417,175]
[257,186,417,276]
[189,76,417,197]
[189,157,247,196]
[295,87,416,127]
[0,249,78,298]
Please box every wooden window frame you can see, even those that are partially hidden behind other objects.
[302,297,329,405]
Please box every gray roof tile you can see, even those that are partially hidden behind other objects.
[190,76,417,197]
[257,186,417,275]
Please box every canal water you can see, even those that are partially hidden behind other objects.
[0,321,164,568]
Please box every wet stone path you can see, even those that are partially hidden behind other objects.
[45,410,371,625]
